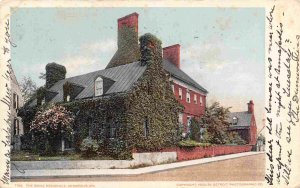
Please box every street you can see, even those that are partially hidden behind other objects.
[13,153,265,182]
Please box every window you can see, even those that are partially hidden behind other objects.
[88,119,93,137]
[143,117,149,137]
[178,88,182,99]
[178,113,183,125]
[110,127,117,138]
[232,117,238,125]
[200,96,203,106]
[41,97,45,105]
[186,89,190,103]
[13,93,18,109]
[14,119,19,135]
[95,77,103,96]
[66,95,70,102]
[187,116,192,133]
[171,84,175,93]
[194,94,197,104]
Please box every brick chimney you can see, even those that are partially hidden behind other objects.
[248,100,254,113]
[163,44,180,68]
[45,62,66,89]
[106,12,140,69]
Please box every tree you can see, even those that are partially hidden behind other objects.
[20,76,37,103]
[30,104,74,154]
[199,102,231,144]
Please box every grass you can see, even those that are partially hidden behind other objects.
[11,151,115,161]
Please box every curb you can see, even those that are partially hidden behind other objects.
[12,151,264,179]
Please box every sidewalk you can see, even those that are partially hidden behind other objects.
[12,151,264,179]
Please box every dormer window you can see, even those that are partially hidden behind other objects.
[232,117,238,125]
[95,77,103,96]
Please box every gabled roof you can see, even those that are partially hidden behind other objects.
[228,111,252,130]
[29,59,208,105]
[163,60,208,94]
[47,61,147,102]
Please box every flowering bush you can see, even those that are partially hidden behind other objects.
[80,137,99,157]
[31,105,74,135]
[30,104,74,154]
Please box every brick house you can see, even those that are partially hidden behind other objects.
[105,13,208,132]
[21,13,207,154]
[228,100,257,145]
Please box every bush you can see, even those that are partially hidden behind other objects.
[80,137,99,157]
[107,139,130,159]
[20,133,34,150]
[30,104,74,154]
[178,140,212,148]
[226,132,246,145]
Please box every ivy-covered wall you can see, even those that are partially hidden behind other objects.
[19,33,183,159]
[124,33,183,151]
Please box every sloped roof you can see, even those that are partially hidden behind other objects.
[48,61,147,102]
[28,59,208,105]
[163,60,208,94]
[228,111,252,130]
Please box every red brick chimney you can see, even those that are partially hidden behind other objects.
[248,100,254,113]
[163,44,180,68]
[118,12,138,33]
[106,12,140,69]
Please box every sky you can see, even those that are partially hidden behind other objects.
[11,7,265,132]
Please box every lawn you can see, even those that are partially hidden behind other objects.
[11,151,115,161]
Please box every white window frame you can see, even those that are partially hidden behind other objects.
[178,113,183,125]
[194,94,197,104]
[200,96,203,106]
[95,77,103,96]
[171,84,175,93]
[178,88,182,100]
[66,95,70,102]
[186,89,190,103]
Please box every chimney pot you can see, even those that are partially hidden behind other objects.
[163,44,180,68]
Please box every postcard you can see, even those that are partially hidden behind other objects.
[0,1,299,188]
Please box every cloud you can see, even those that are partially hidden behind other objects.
[180,42,265,132]
[58,38,117,77]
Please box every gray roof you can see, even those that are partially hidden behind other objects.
[163,60,208,94]
[48,61,146,102]
[228,111,252,130]
[29,60,208,105]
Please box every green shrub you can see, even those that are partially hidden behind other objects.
[226,132,246,145]
[178,140,212,148]
[80,137,99,157]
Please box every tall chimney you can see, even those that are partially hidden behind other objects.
[45,62,66,89]
[106,13,140,69]
[248,100,254,113]
[163,44,180,68]
[139,33,162,67]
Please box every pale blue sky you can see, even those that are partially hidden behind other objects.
[11,7,265,130]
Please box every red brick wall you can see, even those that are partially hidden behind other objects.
[175,145,252,161]
[172,82,206,126]
[133,145,252,161]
